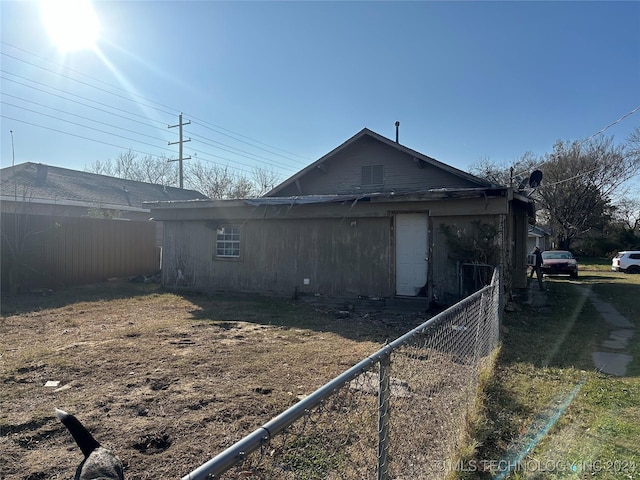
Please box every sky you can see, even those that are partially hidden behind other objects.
[1,0,639,185]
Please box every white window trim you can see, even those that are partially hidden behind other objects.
[216,226,241,259]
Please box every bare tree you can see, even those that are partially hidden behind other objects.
[626,125,640,161]
[252,167,282,197]
[136,154,178,185]
[469,132,640,250]
[469,152,540,188]
[612,196,640,232]
[85,158,115,177]
[537,136,637,249]
[86,152,281,199]
[86,151,179,185]
[185,161,252,199]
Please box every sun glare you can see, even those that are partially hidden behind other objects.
[41,0,100,52]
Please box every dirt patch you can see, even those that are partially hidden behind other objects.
[0,282,426,479]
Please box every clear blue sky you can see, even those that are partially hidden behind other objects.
[1,1,639,183]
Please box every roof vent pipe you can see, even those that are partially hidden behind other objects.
[395,121,400,143]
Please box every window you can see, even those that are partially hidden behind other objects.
[216,226,240,258]
[361,165,384,186]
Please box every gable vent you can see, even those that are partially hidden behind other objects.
[362,165,384,186]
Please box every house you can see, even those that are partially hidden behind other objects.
[0,162,207,246]
[527,225,552,253]
[0,162,207,291]
[147,128,534,304]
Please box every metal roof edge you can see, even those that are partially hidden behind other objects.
[147,187,511,210]
[0,195,149,212]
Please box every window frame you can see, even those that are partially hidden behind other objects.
[215,226,241,259]
[361,164,384,186]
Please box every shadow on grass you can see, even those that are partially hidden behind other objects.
[180,290,429,344]
[1,278,431,345]
[500,281,610,372]
[0,280,163,316]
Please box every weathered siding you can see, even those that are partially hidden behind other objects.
[430,215,506,303]
[156,193,519,302]
[162,217,392,297]
[1,213,157,291]
[275,137,480,196]
[509,202,530,289]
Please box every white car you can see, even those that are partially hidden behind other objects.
[611,251,640,274]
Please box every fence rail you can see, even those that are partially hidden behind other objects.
[183,268,502,480]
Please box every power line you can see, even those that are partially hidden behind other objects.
[2,101,176,155]
[189,119,310,165]
[577,104,640,147]
[2,73,287,170]
[0,113,260,177]
[1,41,176,113]
[1,89,293,177]
[0,114,164,159]
[1,50,176,118]
[185,129,301,173]
[1,76,168,135]
[187,146,292,176]
[1,71,170,128]
[2,70,307,172]
[515,104,640,181]
[1,41,311,166]
[2,93,169,144]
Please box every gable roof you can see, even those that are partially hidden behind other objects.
[266,128,493,196]
[0,162,207,210]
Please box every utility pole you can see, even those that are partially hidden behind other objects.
[168,113,191,188]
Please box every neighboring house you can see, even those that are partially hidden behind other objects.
[0,162,207,291]
[148,128,534,304]
[0,162,207,246]
[527,225,552,253]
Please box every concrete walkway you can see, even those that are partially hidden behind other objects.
[577,286,635,376]
[524,279,635,376]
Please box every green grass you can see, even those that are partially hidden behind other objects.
[467,259,640,480]
[578,256,614,272]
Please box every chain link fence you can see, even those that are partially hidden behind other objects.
[183,268,502,480]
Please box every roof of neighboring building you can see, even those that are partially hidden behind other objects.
[0,162,207,210]
[528,225,551,237]
[266,128,495,196]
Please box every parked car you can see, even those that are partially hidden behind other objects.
[540,250,578,278]
[611,251,640,274]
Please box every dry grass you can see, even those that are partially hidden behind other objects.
[0,281,427,480]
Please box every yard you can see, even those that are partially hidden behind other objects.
[468,264,640,479]
[2,263,638,480]
[0,283,426,479]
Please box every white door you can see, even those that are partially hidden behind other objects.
[395,213,428,296]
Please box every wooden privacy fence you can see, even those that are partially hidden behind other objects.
[1,213,158,291]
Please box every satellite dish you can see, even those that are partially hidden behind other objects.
[529,170,543,188]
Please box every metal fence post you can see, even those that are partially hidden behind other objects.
[378,353,391,480]
[181,272,503,480]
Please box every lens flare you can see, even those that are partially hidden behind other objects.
[41,0,100,52]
